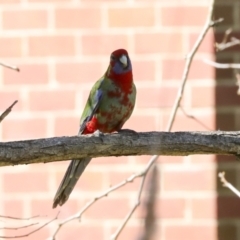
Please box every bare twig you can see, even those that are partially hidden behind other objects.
[137,166,158,240]
[215,28,240,51]
[0,100,18,123]
[167,0,217,131]
[0,215,44,221]
[0,62,19,72]
[203,59,240,69]
[218,172,240,197]
[0,212,59,239]
[50,161,155,240]
[110,158,156,240]
[180,105,213,131]
[0,222,38,230]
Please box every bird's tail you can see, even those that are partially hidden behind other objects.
[52,158,91,208]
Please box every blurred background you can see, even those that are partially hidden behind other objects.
[0,0,239,239]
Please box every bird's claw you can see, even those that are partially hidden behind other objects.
[93,130,104,137]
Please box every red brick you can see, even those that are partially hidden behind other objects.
[0,0,20,3]
[4,224,50,240]
[163,169,215,191]
[157,198,186,218]
[54,117,79,136]
[161,7,208,26]
[189,31,215,53]
[31,199,57,216]
[29,0,68,1]
[134,33,183,54]
[28,36,75,57]
[3,10,47,29]
[137,87,178,108]
[3,200,23,217]
[85,198,129,218]
[91,156,129,164]
[165,225,216,240]
[191,87,215,107]
[137,197,186,219]
[82,0,125,2]
[190,155,216,163]
[56,8,101,29]
[132,60,155,81]
[107,172,141,192]
[58,225,104,240]
[110,226,141,240]
[82,34,128,55]
[137,156,184,164]
[29,90,75,111]
[108,8,154,27]
[0,38,22,58]
[2,118,47,140]
[0,91,22,111]
[31,199,79,217]
[159,156,184,163]
[163,111,215,131]
[162,59,215,80]
[53,200,81,218]
[56,169,104,192]
[3,64,48,85]
[124,114,157,131]
[192,197,216,219]
[3,172,49,193]
[56,62,103,84]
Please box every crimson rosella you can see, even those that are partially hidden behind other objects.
[53,49,136,208]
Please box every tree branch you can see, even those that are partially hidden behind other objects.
[0,62,19,72]
[1,131,240,166]
[203,59,240,69]
[0,101,18,123]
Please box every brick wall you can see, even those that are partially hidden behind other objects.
[0,0,239,239]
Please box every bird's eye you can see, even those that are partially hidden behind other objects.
[110,55,116,61]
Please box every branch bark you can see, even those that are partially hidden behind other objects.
[1,131,240,166]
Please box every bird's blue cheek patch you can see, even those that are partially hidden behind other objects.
[113,61,132,75]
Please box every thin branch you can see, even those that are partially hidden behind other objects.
[110,158,156,240]
[0,62,19,72]
[0,212,59,239]
[203,58,240,69]
[218,172,240,197]
[0,222,38,230]
[50,163,155,240]
[215,28,240,51]
[0,100,18,123]
[0,215,44,221]
[167,0,217,131]
[180,105,213,131]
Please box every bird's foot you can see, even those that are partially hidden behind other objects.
[93,129,104,137]
[118,129,137,134]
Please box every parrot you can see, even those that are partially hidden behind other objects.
[53,49,136,208]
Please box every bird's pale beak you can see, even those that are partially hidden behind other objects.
[119,55,128,68]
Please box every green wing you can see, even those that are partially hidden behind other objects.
[78,77,104,134]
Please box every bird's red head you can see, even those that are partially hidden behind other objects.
[110,49,129,69]
[106,49,133,91]
[108,48,132,83]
